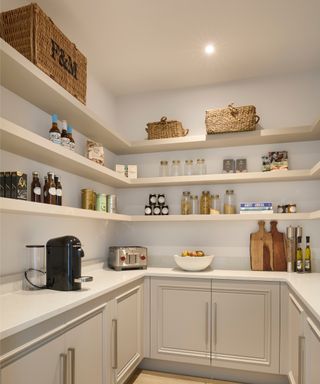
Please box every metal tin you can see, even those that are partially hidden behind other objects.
[96,193,107,211]
[287,203,297,213]
[81,189,95,210]
[107,194,117,213]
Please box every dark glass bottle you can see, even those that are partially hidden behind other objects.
[304,236,312,273]
[43,176,48,203]
[61,120,70,148]
[31,171,41,203]
[49,114,61,144]
[67,125,75,151]
[54,175,62,206]
[44,172,56,205]
[296,236,303,273]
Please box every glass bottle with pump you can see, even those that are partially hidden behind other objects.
[304,236,311,272]
[31,172,41,203]
[61,120,70,148]
[296,236,303,273]
[49,114,61,144]
[67,125,75,151]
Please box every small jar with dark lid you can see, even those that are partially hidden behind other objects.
[159,160,169,177]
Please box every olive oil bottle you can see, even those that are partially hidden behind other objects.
[296,236,303,273]
[304,236,312,273]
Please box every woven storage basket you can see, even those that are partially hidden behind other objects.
[0,3,87,104]
[146,116,188,140]
[205,104,260,134]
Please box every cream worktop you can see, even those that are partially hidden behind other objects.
[1,265,320,340]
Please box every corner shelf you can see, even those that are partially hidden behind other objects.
[1,198,319,222]
[1,39,320,155]
[1,117,320,188]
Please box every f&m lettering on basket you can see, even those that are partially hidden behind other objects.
[51,39,78,79]
[205,103,260,134]
[0,3,87,104]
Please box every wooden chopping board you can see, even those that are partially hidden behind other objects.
[270,220,287,271]
[250,220,273,271]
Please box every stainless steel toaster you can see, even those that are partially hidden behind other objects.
[108,246,147,271]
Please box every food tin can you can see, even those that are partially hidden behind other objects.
[96,193,107,211]
[107,194,117,213]
[81,189,95,210]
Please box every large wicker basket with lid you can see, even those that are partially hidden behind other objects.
[0,3,87,104]
[146,116,188,140]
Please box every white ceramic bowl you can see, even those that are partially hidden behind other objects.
[173,254,214,271]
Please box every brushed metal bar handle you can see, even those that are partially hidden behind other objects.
[67,348,75,384]
[112,319,118,369]
[298,336,305,384]
[60,353,67,384]
[212,302,217,349]
[205,302,209,348]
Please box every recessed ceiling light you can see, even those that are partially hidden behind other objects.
[204,44,215,55]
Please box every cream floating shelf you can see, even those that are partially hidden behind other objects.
[1,39,320,155]
[1,118,320,188]
[1,198,319,222]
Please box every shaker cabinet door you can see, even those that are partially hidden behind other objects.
[150,277,211,365]
[0,334,64,384]
[304,317,320,384]
[211,280,280,374]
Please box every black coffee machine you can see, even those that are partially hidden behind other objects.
[46,236,93,291]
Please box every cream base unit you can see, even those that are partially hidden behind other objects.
[108,283,144,384]
[304,317,320,384]
[0,305,105,384]
[150,278,280,374]
[150,278,211,366]
[211,280,280,374]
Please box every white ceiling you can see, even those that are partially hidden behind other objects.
[2,0,320,95]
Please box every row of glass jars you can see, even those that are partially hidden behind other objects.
[181,190,236,215]
[160,159,206,177]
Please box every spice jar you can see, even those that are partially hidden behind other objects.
[196,159,207,175]
[211,194,221,214]
[96,193,107,211]
[224,189,236,214]
[181,191,191,215]
[200,191,211,214]
[159,160,169,177]
[190,195,199,214]
[184,160,193,176]
[171,160,182,176]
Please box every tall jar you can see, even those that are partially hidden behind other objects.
[171,160,182,176]
[196,159,207,175]
[200,191,211,214]
[223,189,236,214]
[211,194,221,214]
[159,160,169,177]
[181,191,191,215]
[184,160,193,176]
[190,195,199,214]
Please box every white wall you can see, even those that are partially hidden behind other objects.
[116,71,320,140]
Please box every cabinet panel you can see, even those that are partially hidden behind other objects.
[212,280,280,373]
[65,312,104,384]
[0,334,64,384]
[305,318,320,384]
[151,278,211,365]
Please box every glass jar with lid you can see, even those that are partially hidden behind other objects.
[223,189,236,214]
[190,195,199,214]
[211,194,221,214]
[159,160,169,177]
[196,159,207,175]
[171,160,182,176]
[184,160,194,176]
[200,191,211,214]
[181,191,191,215]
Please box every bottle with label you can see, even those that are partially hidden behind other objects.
[49,114,61,144]
[296,236,304,273]
[43,176,48,202]
[144,205,152,215]
[44,172,56,205]
[157,194,166,206]
[54,176,62,206]
[304,236,312,273]
[153,205,161,215]
[67,125,75,151]
[31,172,42,203]
[149,194,157,206]
[161,205,169,215]
[61,120,70,148]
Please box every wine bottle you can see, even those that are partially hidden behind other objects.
[296,236,303,273]
[304,236,312,273]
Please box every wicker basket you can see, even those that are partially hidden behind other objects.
[205,104,260,134]
[146,116,188,140]
[0,3,87,104]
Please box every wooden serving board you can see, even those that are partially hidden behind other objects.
[270,220,287,271]
[250,220,273,271]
